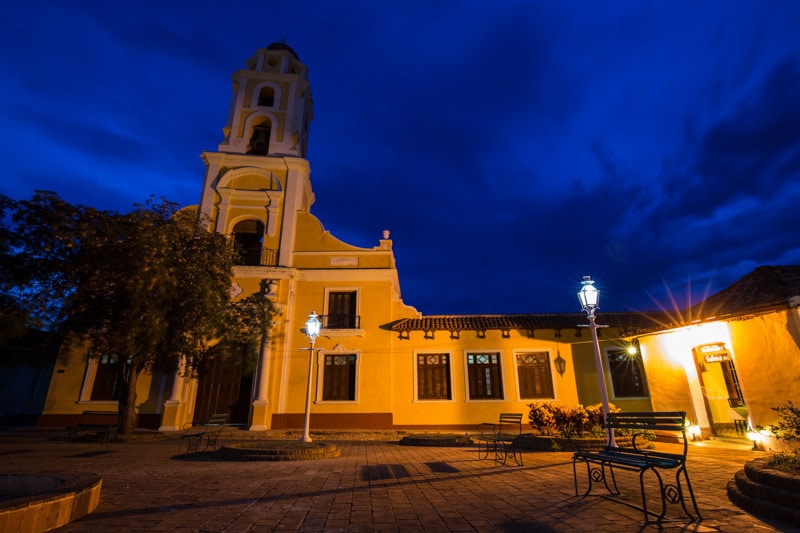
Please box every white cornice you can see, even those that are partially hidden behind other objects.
[292,250,393,257]
[201,152,309,173]
[218,188,282,202]
[232,266,295,278]
[297,269,398,282]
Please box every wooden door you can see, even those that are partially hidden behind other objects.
[193,356,251,425]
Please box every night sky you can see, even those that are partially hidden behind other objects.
[2,1,799,315]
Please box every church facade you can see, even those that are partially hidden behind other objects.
[37,44,800,446]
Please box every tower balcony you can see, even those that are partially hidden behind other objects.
[320,314,361,330]
[234,247,279,267]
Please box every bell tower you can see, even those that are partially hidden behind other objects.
[219,42,313,157]
[197,43,316,266]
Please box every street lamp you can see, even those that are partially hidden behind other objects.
[578,276,616,447]
[301,311,321,442]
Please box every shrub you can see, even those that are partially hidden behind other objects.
[527,402,617,439]
[551,404,575,438]
[528,402,556,435]
[770,453,800,475]
[584,403,607,436]
[768,401,800,473]
[771,401,800,446]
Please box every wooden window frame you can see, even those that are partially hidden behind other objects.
[319,352,358,402]
[605,349,648,398]
[87,355,120,402]
[324,289,359,329]
[465,352,504,400]
[515,351,555,400]
[415,353,453,401]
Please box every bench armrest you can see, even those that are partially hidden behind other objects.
[631,431,650,450]
[477,422,498,434]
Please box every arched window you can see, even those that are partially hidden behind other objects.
[258,87,275,107]
[232,220,264,266]
[247,122,271,155]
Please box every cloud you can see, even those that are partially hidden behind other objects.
[3,1,800,316]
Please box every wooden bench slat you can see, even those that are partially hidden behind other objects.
[476,413,524,466]
[64,410,119,444]
[181,413,229,454]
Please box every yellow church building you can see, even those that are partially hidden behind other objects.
[37,44,800,447]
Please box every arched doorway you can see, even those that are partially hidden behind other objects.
[192,350,254,426]
[692,343,748,435]
[231,219,264,266]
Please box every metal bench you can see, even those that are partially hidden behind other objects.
[572,411,701,523]
[180,413,229,453]
[64,410,119,443]
[476,413,524,466]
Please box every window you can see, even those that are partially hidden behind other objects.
[90,355,120,401]
[247,122,271,155]
[467,352,503,400]
[326,291,358,329]
[417,353,452,400]
[606,349,647,398]
[257,86,275,107]
[516,352,554,399]
[322,353,356,401]
[231,220,264,266]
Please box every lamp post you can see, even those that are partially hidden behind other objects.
[301,311,321,442]
[578,276,616,447]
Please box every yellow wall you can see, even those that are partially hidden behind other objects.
[638,334,698,417]
[632,313,800,438]
[39,336,166,428]
[727,310,800,427]
[572,339,653,413]
[387,329,579,428]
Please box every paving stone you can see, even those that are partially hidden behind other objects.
[0,431,792,532]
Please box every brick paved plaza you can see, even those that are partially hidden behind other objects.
[1,430,796,532]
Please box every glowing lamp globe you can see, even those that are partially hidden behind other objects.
[578,276,599,311]
[305,311,321,340]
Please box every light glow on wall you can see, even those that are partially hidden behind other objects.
[653,321,734,431]
[657,321,733,367]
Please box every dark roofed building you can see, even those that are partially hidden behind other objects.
[693,266,800,319]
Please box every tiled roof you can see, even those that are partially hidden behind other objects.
[391,266,800,336]
[693,265,800,319]
[390,311,680,336]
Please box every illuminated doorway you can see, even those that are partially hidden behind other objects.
[693,343,747,435]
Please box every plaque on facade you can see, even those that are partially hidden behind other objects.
[696,342,730,363]
[704,353,731,363]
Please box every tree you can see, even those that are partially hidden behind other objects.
[0,195,28,344]
[3,191,275,437]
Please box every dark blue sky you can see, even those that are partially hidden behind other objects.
[2,1,799,315]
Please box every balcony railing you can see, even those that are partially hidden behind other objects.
[728,397,746,408]
[234,247,278,267]
[320,314,360,329]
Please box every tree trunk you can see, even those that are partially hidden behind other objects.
[117,361,142,439]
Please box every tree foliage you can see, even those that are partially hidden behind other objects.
[2,191,276,436]
[0,195,29,344]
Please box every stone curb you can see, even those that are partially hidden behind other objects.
[0,472,102,533]
[727,457,800,527]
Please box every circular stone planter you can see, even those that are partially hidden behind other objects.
[0,472,103,532]
[216,441,341,461]
[399,434,473,447]
[727,456,800,526]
